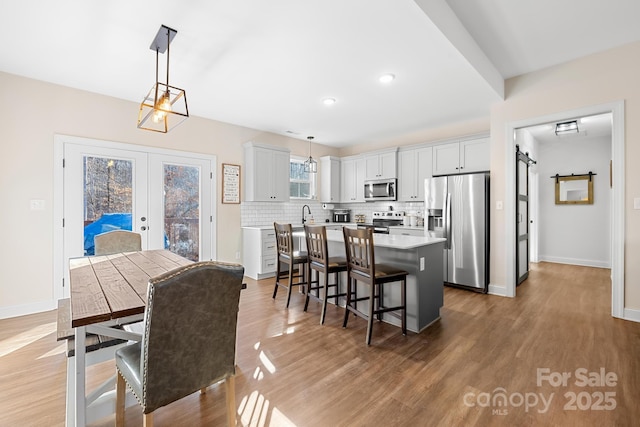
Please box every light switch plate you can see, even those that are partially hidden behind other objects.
[30,199,45,211]
[496,201,503,210]
[634,198,640,210]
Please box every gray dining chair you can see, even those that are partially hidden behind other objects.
[94,230,142,255]
[115,261,245,427]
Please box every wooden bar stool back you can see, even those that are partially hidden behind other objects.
[304,225,347,324]
[273,222,309,308]
[342,226,408,345]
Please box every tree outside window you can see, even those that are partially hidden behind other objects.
[290,157,316,199]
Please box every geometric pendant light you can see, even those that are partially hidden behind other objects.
[137,25,189,133]
[303,136,318,173]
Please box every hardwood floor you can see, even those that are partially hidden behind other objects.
[1,262,639,426]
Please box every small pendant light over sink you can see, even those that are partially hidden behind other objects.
[137,25,189,133]
[304,136,318,173]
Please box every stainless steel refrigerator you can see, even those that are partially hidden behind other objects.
[424,172,489,292]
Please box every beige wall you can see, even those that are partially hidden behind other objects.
[2,39,640,317]
[490,41,640,309]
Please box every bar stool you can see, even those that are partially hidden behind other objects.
[273,222,309,308]
[342,226,407,345]
[304,225,348,324]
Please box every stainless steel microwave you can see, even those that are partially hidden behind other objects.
[364,178,397,201]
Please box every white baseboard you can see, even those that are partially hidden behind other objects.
[0,300,56,320]
[623,308,640,323]
[538,255,610,269]
[488,283,508,297]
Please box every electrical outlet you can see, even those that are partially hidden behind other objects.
[420,257,425,271]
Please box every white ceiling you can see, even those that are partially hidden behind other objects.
[525,113,612,145]
[1,1,639,148]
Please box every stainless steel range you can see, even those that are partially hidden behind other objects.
[356,211,404,234]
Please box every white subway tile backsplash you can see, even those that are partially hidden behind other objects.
[240,200,422,226]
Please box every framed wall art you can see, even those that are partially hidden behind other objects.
[222,163,241,204]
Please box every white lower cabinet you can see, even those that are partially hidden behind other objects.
[243,227,277,280]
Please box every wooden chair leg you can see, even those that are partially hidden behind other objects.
[366,284,375,345]
[343,277,352,328]
[143,412,153,427]
[116,370,126,427]
[320,270,329,325]
[285,262,294,308]
[226,375,237,427]
[303,268,313,312]
[272,260,281,299]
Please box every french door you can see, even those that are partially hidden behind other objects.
[60,139,215,298]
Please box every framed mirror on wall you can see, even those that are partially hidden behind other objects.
[553,173,595,204]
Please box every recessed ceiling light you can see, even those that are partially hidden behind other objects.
[323,98,336,106]
[379,73,395,83]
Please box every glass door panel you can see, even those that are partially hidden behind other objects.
[83,156,134,255]
[164,164,200,261]
[149,154,213,261]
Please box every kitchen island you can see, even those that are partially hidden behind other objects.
[299,229,446,333]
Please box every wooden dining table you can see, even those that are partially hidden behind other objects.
[68,249,193,427]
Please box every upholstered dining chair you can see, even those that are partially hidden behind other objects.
[342,227,407,345]
[115,261,245,427]
[94,230,142,255]
[304,224,347,324]
[273,222,308,308]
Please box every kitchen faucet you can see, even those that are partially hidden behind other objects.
[302,204,311,225]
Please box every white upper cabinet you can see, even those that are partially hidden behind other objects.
[364,149,397,180]
[341,156,366,202]
[398,146,433,201]
[432,137,489,175]
[319,156,341,203]
[243,142,290,202]
[460,137,490,173]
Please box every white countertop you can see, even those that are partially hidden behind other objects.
[295,229,445,250]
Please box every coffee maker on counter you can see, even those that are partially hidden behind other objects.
[331,209,351,223]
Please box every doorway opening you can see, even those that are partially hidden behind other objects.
[504,101,624,318]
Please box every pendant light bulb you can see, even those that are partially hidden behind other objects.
[304,136,317,174]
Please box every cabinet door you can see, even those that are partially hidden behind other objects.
[460,138,490,173]
[415,147,433,202]
[365,155,380,180]
[398,150,417,201]
[341,158,366,202]
[253,148,274,201]
[271,149,291,201]
[343,159,358,202]
[432,143,460,176]
[320,157,341,202]
[378,152,397,179]
[354,158,366,202]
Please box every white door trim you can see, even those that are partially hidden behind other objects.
[53,134,217,302]
[504,101,625,318]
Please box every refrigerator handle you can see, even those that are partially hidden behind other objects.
[445,192,451,250]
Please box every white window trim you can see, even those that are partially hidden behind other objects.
[289,155,317,200]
